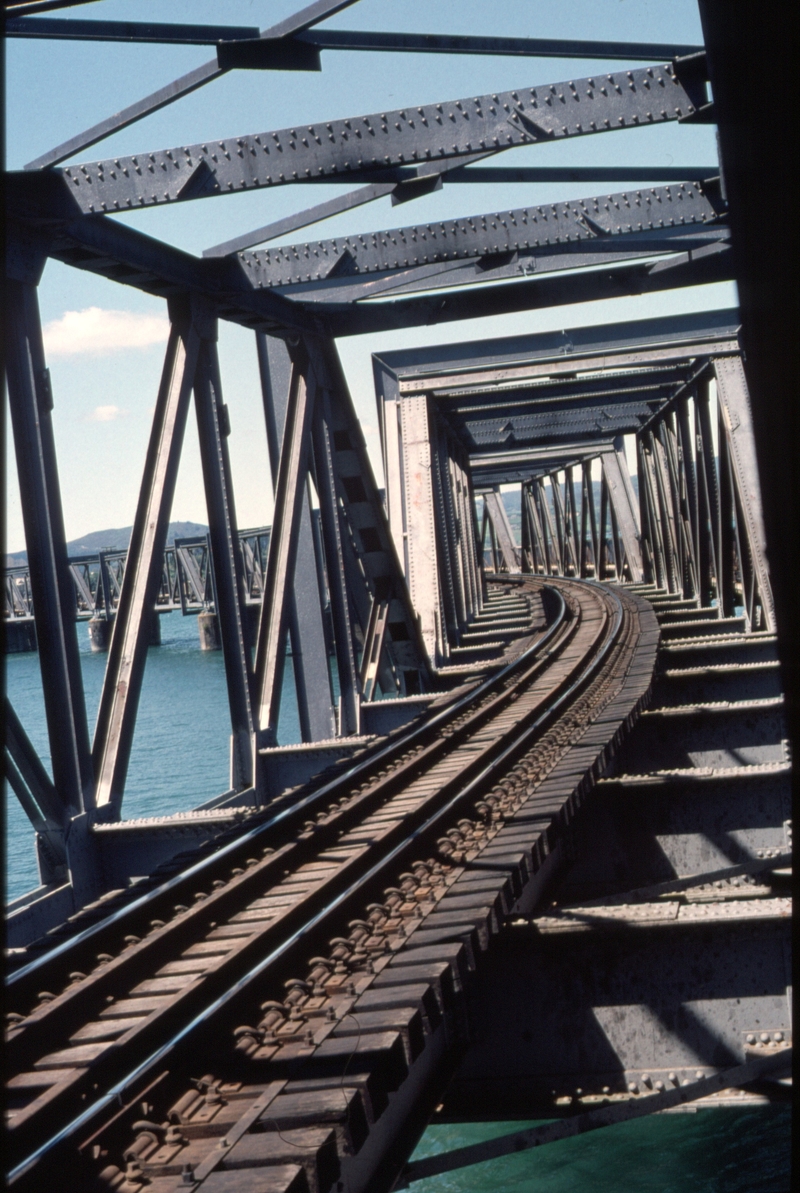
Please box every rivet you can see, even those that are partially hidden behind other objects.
[773,1032,784,1042]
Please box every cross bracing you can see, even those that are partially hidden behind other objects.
[3,5,795,1191]
[4,0,793,1088]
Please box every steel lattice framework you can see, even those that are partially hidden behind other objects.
[3,0,792,962]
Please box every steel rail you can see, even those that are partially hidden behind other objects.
[9,576,625,1186]
[7,584,573,1160]
[7,582,564,994]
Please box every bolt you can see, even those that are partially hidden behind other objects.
[628,1082,638,1093]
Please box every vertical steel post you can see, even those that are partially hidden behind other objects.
[312,389,361,735]
[717,403,741,618]
[677,396,700,585]
[696,375,723,613]
[520,483,533,574]
[713,356,775,631]
[256,333,337,742]
[192,320,258,791]
[254,344,318,742]
[430,425,462,641]
[599,473,610,578]
[638,435,666,588]
[6,279,93,822]
[565,466,580,574]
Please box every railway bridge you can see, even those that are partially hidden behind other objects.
[4,4,794,1191]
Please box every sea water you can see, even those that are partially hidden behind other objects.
[4,616,791,1190]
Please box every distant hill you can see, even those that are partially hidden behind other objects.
[6,521,209,568]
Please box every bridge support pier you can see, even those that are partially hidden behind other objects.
[6,620,37,653]
[88,612,162,652]
[197,609,221,651]
[87,616,111,652]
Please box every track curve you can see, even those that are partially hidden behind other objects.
[7,575,659,1193]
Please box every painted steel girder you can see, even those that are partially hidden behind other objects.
[438,364,688,406]
[321,244,735,337]
[24,1,362,170]
[5,204,311,336]
[242,182,720,288]
[47,63,707,214]
[453,404,662,451]
[283,231,727,306]
[375,309,740,385]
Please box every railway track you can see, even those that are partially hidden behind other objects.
[6,575,659,1193]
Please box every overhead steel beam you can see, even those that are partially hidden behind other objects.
[242,182,720,288]
[286,229,728,305]
[375,308,740,383]
[205,182,398,258]
[6,18,263,43]
[320,243,734,337]
[419,166,719,184]
[203,152,498,257]
[25,1,362,169]
[4,202,311,336]
[8,20,703,61]
[92,304,201,816]
[43,62,709,211]
[293,30,705,61]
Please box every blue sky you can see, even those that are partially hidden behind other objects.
[5,0,736,553]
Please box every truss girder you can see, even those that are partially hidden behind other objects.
[243,182,718,286]
[48,63,707,214]
[713,357,775,631]
[321,244,734,336]
[286,230,727,305]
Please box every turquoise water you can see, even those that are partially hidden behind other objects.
[4,611,304,903]
[4,621,791,1188]
[408,1108,791,1191]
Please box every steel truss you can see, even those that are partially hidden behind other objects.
[2,3,779,943]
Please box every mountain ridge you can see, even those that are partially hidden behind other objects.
[5,521,209,568]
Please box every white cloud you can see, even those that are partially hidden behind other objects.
[43,307,169,357]
[88,405,126,422]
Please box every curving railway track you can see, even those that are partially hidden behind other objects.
[6,575,659,1193]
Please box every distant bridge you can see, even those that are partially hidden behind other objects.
[4,527,276,652]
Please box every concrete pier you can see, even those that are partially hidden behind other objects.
[5,619,37,653]
[197,610,221,650]
[88,616,112,653]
